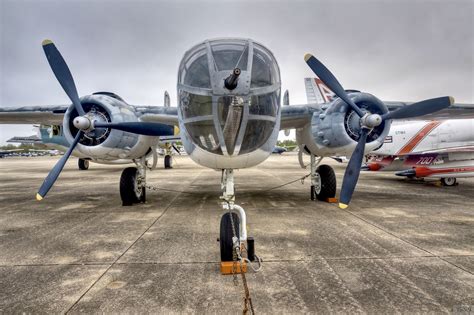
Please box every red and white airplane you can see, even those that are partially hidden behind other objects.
[364,119,474,186]
[305,77,474,186]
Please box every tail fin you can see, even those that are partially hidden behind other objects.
[283,90,290,136]
[164,91,170,107]
[304,78,335,104]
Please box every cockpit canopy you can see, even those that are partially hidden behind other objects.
[178,38,281,157]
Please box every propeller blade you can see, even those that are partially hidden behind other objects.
[339,128,368,209]
[42,39,85,116]
[94,122,174,136]
[304,53,365,117]
[382,96,454,121]
[172,144,181,155]
[36,131,83,200]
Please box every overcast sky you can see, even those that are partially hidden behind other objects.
[1,0,473,145]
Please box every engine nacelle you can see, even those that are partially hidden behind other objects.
[296,92,391,157]
[62,93,158,161]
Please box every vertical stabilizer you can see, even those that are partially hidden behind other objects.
[304,78,335,104]
[164,91,170,107]
[283,90,290,136]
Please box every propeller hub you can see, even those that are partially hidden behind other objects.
[361,113,382,129]
[73,116,92,131]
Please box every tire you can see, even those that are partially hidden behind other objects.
[441,177,457,186]
[164,155,172,169]
[315,164,337,201]
[220,212,240,262]
[120,167,144,206]
[78,159,89,170]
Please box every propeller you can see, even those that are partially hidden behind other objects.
[36,131,83,200]
[172,144,181,155]
[38,40,174,200]
[304,53,453,208]
[93,122,173,136]
[42,40,86,117]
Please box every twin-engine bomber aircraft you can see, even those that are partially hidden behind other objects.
[1,38,473,261]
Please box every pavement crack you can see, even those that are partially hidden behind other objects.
[338,207,474,276]
[64,171,204,314]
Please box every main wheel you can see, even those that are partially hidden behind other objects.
[441,177,457,186]
[220,212,240,262]
[164,155,172,169]
[78,159,89,170]
[314,164,337,201]
[120,167,145,206]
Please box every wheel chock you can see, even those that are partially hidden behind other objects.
[220,261,247,275]
[326,197,338,203]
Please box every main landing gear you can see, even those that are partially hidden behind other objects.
[309,155,337,201]
[78,158,89,170]
[441,177,457,186]
[163,144,173,169]
[219,169,261,274]
[120,157,147,206]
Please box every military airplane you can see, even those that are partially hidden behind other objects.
[0,148,23,158]
[364,119,474,186]
[1,38,473,262]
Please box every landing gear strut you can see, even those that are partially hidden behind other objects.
[120,158,147,206]
[219,169,260,272]
[310,155,336,201]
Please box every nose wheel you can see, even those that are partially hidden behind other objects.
[220,212,240,261]
[219,169,261,274]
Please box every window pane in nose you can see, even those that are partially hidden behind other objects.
[211,42,248,71]
[183,54,211,88]
[180,93,212,119]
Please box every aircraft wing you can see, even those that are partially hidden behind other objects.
[0,105,68,124]
[0,104,179,126]
[280,104,318,130]
[133,105,179,126]
[158,135,181,142]
[281,101,474,131]
[384,101,474,120]
[415,145,474,154]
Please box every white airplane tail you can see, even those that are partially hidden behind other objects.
[304,77,335,104]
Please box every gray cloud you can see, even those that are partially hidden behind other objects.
[1,0,473,144]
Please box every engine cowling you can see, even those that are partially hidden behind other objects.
[62,93,157,160]
[296,92,391,157]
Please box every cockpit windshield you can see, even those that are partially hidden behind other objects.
[178,38,281,157]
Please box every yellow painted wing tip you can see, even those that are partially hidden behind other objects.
[448,96,455,105]
[42,39,53,46]
[304,53,313,62]
[339,203,348,209]
[36,193,43,201]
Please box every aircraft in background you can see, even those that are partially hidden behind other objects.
[272,146,288,154]
[1,38,473,263]
[363,119,474,186]
[0,148,23,158]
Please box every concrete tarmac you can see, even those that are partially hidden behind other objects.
[0,154,473,314]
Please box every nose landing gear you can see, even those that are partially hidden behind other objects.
[219,169,261,274]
